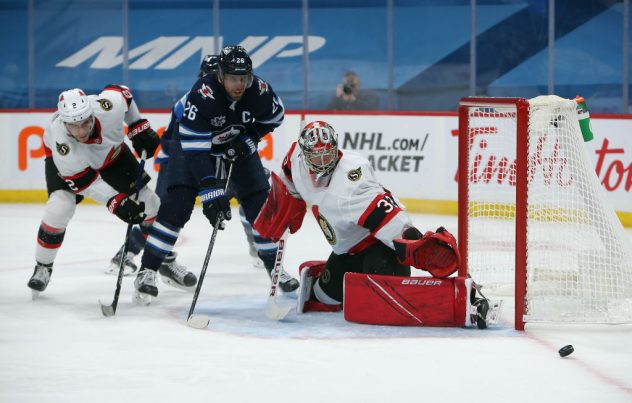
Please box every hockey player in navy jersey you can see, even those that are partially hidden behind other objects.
[108,54,264,281]
[133,45,298,303]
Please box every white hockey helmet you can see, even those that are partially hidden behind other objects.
[298,120,339,176]
[57,88,93,123]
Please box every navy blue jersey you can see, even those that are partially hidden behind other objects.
[176,74,284,184]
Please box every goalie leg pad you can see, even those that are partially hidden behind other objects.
[297,261,342,313]
[343,273,474,327]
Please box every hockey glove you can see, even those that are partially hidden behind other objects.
[199,177,231,228]
[223,134,258,162]
[107,193,146,224]
[127,119,160,158]
[393,226,460,278]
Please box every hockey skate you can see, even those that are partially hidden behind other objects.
[27,262,53,299]
[158,252,197,291]
[268,266,299,293]
[133,269,158,305]
[470,283,503,329]
[249,245,265,269]
[106,244,138,276]
[260,252,299,293]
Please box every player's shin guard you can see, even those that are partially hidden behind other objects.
[344,274,480,327]
[35,222,66,265]
[141,220,181,271]
[240,207,261,268]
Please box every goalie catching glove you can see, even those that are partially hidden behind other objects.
[254,172,306,242]
[127,119,160,158]
[393,226,460,278]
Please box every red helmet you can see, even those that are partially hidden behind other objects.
[298,120,339,176]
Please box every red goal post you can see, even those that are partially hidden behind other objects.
[458,96,632,330]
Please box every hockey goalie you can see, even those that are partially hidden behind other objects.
[254,120,499,328]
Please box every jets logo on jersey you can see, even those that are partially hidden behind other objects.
[56,142,70,156]
[198,83,215,100]
[347,167,362,181]
[211,124,243,144]
[317,213,336,245]
[210,115,226,127]
[258,79,269,95]
[97,99,113,111]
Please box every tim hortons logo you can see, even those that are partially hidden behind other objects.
[455,127,573,187]
[401,279,442,286]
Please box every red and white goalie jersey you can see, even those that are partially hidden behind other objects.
[280,143,413,254]
[43,85,142,204]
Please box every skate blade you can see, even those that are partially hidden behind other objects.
[252,258,265,269]
[105,264,136,277]
[31,290,41,300]
[187,314,210,329]
[486,300,504,325]
[133,290,154,306]
[159,274,195,292]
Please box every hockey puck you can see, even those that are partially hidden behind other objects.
[558,345,574,357]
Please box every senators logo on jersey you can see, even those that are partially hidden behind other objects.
[347,167,362,181]
[56,142,70,156]
[317,213,336,245]
[97,99,113,111]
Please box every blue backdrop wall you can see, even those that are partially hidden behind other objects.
[1,0,630,113]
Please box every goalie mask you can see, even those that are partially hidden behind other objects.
[57,88,93,124]
[298,121,339,177]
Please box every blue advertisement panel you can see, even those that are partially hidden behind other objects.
[0,0,629,112]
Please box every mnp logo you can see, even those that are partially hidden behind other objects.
[56,35,326,70]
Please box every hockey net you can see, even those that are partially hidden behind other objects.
[458,95,632,330]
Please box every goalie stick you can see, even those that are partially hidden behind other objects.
[187,162,234,329]
[264,230,293,320]
[100,151,147,317]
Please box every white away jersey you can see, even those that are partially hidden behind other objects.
[43,85,142,203]
[281,143,413,255]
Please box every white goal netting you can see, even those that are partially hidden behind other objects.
[463,95,632,324]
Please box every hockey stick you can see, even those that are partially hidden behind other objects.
[100,151,147,317]
[265,230,293,320]
[187,162,234,329]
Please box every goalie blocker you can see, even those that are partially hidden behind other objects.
[254,171,306,242]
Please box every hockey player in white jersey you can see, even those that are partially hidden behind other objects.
[254,121,492,328]
[28,85,197,299]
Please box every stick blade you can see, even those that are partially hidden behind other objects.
[187,314,210,329]
[99,300,116,317]
[265,298,293,321]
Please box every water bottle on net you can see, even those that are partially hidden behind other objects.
[574,95,594,142]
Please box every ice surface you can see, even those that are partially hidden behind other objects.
[1,204,631,402]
